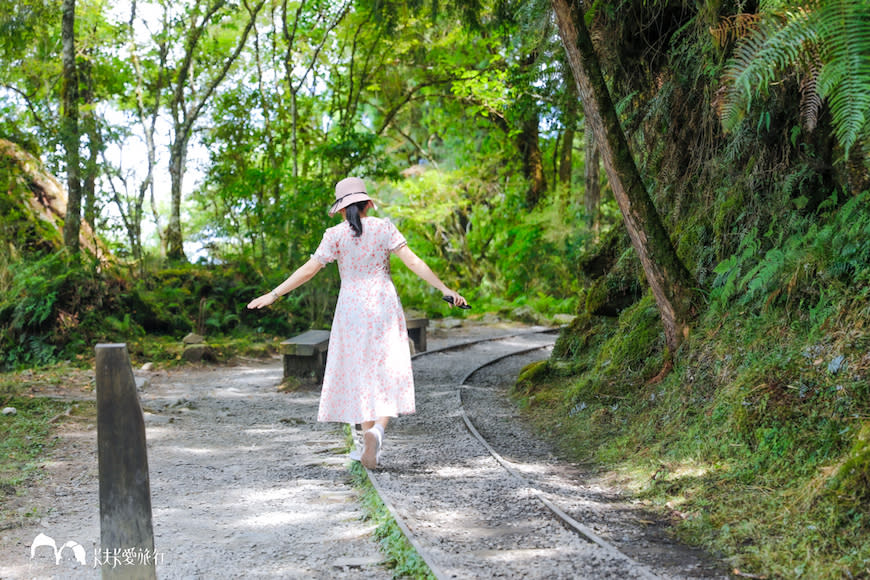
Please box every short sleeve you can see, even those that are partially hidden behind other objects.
[312,228,337,265]
[385,219,407,252]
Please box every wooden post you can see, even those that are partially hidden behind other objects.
[95,343,156,580]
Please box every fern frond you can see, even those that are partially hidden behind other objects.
[709,13,762,48]
[719,8,817,131]
[814,0,870,155]
[720,0,870,155]
[800,48,823,132]
[743,248,785,299]
[759,0,797,11]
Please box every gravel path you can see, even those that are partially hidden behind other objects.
[370,333,658,579]
[1,320,729,579]
[1,358,393,579]
[0,320,532,579]
[459,345,730,579]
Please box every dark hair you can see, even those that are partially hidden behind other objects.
[345,200,369,237]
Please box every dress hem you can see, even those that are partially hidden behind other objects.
[316,409,416,424]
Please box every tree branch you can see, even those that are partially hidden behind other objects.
[1,84,48,129]
[172,0,227,129]
[291,0,352,94]
[375,76,460,136]
[185,0,266,136]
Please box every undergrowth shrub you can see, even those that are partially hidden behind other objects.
[538,283,869,576]
[534,115,869,572]
[546,294,667,457]
[710,190,870,317]
[0,252,116,370]
[0,251,336,370]
[386,168,587,316]
[124,262,331,339]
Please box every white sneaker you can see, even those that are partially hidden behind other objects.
[361,428,382,469]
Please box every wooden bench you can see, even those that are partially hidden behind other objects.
[406,316,429,353]
[280,330,330,381]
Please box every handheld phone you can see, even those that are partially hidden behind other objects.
[442,295,471,309]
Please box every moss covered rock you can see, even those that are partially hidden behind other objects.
[581,242,644,317]
[0,139,106,260]
[513,359,549,395]
[828,422,870,506]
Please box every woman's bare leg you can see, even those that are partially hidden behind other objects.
[361,417,389,431]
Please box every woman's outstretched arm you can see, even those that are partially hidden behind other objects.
[247,257,324,309]
[394,245,467,307]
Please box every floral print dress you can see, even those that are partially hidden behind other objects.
[313,216,415,423]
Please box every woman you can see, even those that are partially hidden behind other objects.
[247,176,467,469]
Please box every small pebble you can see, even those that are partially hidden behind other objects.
[2,407,16,416]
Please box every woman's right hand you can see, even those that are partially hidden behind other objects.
[247,292,278,310]
[444,290,467,308]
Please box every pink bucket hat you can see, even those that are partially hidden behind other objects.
[328,177,376,216]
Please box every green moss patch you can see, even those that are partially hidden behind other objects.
[520,281,870,578]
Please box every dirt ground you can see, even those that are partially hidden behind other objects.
[2,359,394,579]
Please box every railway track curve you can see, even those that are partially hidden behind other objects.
[359,328,728,579]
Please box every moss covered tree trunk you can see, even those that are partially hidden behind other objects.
[552,0,697,355]
[516,51,547,209]
[559,79,578,186]
[60,0,82,254]
[519,113,547,208]
[584,121,600,237]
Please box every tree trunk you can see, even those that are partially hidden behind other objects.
[559,79,578,185]
[551,0,697,355]
[79,55,101,232]
[166,137,188,261]
[291,89,299,179]
[279,0,299,180]
[129,0,168,268]
[584,121,600,237]
[252,14,272,262]
[519,114,547,208]
[164,0,265,262]
[60,0,82,254]
[516,52,547,209]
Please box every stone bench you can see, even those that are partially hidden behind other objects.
[406,316,429,353]
[280,317,428,380]
[280,330,331,381]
